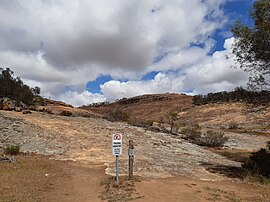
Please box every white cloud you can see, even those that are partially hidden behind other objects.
[0,0,249,106]
[100,72,184,101]
[93,37,248,102]
[57,91,106,107]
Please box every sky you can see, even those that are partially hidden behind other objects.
[0,0,255,106]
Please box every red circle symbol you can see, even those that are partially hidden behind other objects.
[114,134,121,140]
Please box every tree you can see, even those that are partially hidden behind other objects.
[166,111,178,134]
[31,86,41,96]
[231,0,270,90]
[0,67,35,105]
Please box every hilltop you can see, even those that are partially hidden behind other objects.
[80,93,193,122]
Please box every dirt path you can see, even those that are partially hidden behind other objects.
[1,155,269,202]
[43,163,106,202]
[135,177,270,202]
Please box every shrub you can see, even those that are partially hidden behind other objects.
[181,125,202,141]
[243,142,270,178]
[105,108,129,122]
[4,145,20,155]
[198,130,228,147]
[59,110,72,116]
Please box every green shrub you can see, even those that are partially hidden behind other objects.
[243,142,270,178]
[4,145,20,155]
[198,130,228,147]
[59,110,72,116]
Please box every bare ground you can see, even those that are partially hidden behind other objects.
[1,110,270,201]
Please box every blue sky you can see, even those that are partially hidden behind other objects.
[0,0,253,106]
[86,0,253,96]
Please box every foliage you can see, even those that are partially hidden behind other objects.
[198,130,229,147]
[243,141,270,178]
[231,0,270,90]
[0,68,39,105]
[105,108,129,122]
[4,145,20,155]
[181,125,202,141]
[31,86,41,96]
[182,127,228,147]
[59,110,72,116]
[193,87,270,105]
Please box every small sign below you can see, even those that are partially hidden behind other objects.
[112,133,122,156]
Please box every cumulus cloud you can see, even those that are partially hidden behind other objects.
[0,0,248,106]
[100,72,184,101]
[57,91,106,107]
[96,37,248,101]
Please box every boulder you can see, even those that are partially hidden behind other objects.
[36,106,45,112]
[19,101,27,109]
[22,110,32,114]
[28,105,36,111]
[0,98,16,111]
[15,107,22,112]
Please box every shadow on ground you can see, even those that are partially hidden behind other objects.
[201,162,245,179]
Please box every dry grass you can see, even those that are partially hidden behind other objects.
[98,176,144,202]
[0,154,64,202]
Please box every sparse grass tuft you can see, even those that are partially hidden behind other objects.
[4,145,20,155]
[98,176,144,202]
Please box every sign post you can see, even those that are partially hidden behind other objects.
[112,133,122,183]
[128,140,134,180]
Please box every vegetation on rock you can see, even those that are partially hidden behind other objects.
[243,141,270,178]
[193,87,270,105]
[4,145,20,155]
[0,68,40,106]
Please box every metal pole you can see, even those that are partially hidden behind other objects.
[116,155,119,183]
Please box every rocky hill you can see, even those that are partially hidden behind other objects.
[81,93,270,132]
[80,93,193,122]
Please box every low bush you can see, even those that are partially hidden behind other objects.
[181,125,202,141]
[198,130,228,147]
[59,110,72,116]
[105,108,129,122]
[243,141,270,178]
[181,127,228,148]
[4,145,20,155]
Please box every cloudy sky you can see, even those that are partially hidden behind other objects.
[0,0,254,106]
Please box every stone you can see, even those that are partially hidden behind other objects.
[36,106,45,112]
[19,101,27,109]
[0,98,16,111]
[15,107,22,112]
[22,110,32,114]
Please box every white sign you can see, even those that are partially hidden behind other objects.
[112,133,122,156]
